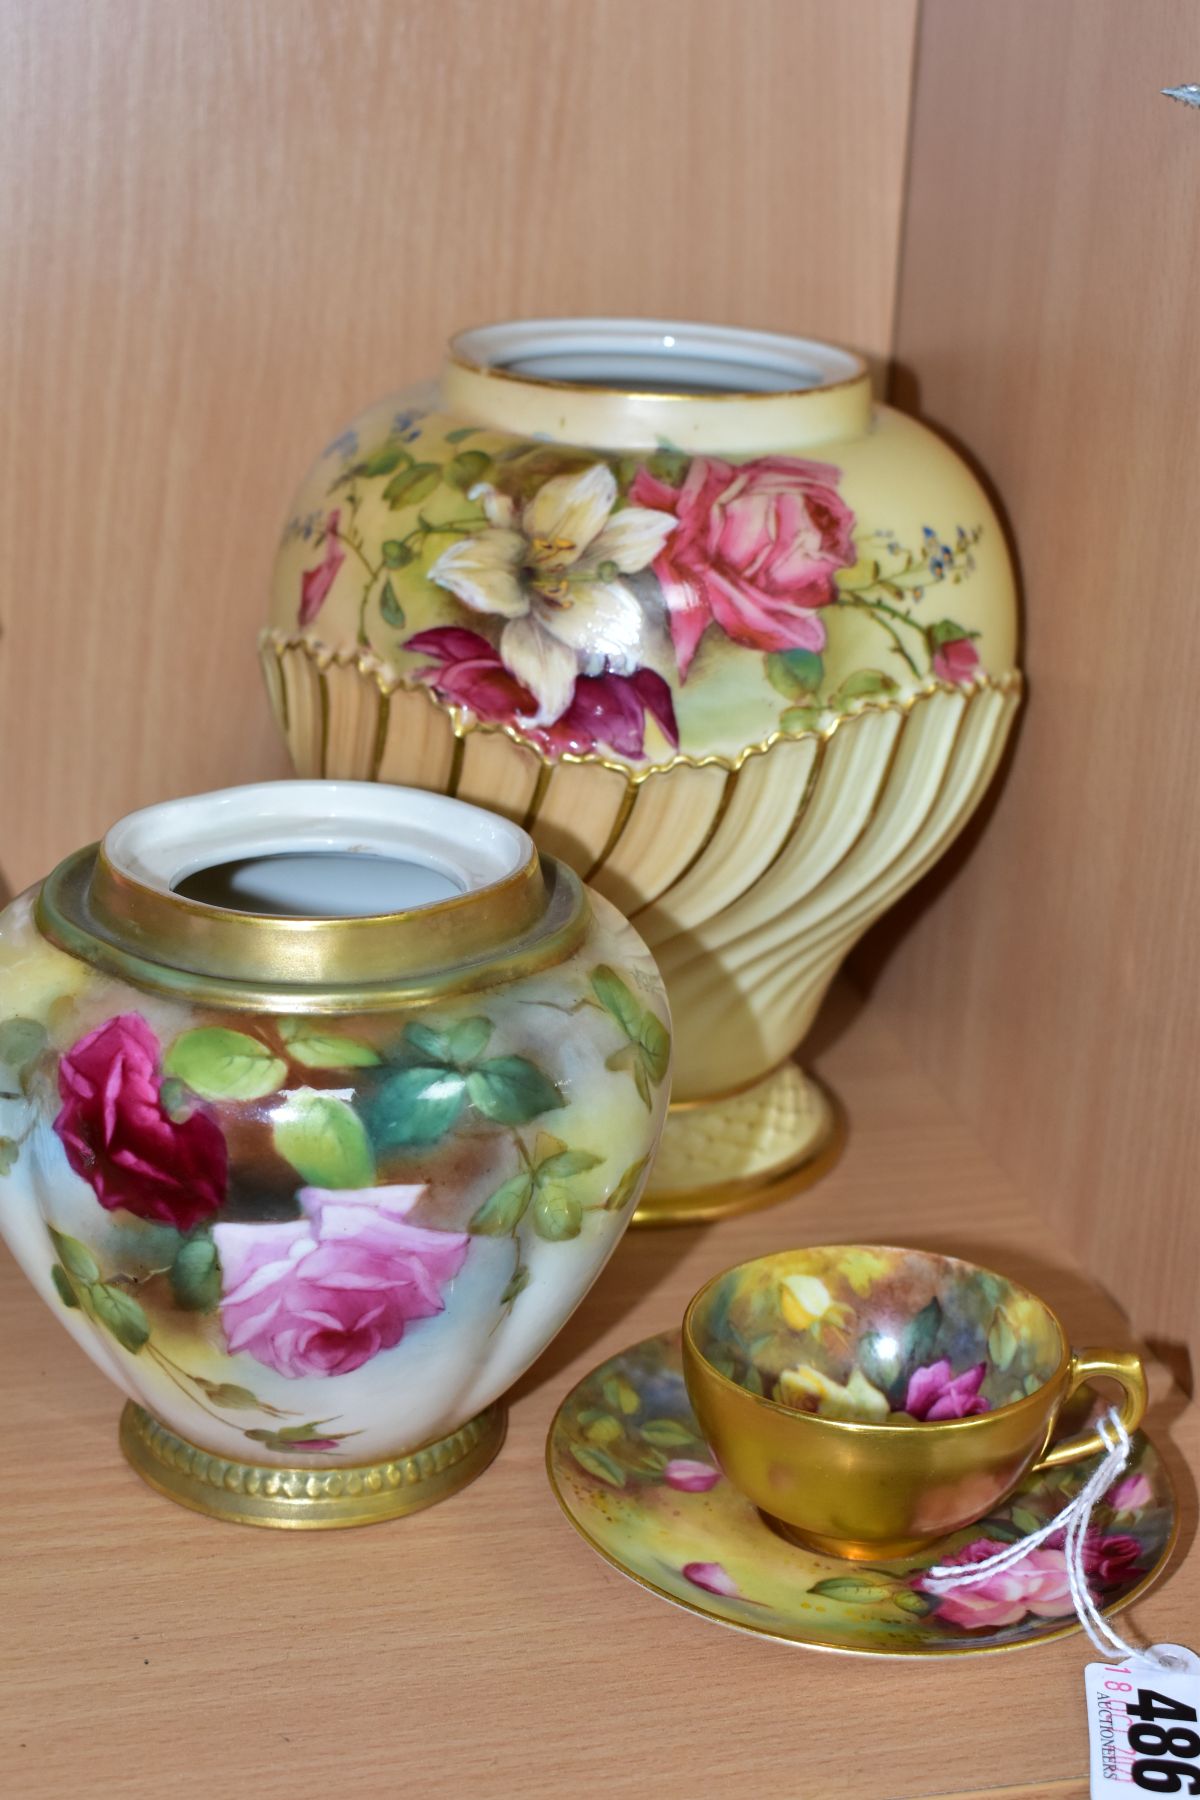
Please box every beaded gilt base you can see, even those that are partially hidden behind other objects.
[633,1064,844,1227]
[119,1400,507,1528]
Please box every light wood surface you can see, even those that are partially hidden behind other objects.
[864,0,1200,1374]
[0,0,917,898]
[0,985,1194,1800]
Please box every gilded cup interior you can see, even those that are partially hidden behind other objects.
[686,1246,1066,1426]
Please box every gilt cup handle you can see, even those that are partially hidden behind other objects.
[1032,1348,1147,1471]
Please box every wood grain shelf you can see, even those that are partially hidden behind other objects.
[1,981,1194,1800]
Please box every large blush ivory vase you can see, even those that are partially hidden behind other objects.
[263,320,1021,1223]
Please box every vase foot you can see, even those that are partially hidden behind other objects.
[633,1063,843,1227]
[118,1400,507,1528]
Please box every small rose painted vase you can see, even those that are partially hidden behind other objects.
[263,319,1021,1224]
[0,781,669,1526]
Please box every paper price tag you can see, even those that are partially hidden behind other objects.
[1087,1647,1200,1796]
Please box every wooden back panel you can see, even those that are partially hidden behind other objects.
[864,0,1200,1373]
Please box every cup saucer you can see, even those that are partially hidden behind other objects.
[546,1330,1178,1658]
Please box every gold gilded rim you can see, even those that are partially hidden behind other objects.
[121,1401,507,1529]
[86,837,547,985]
[545,1406,1179,1658]
[38,847,589,1013]
[260,630,1024,787]
[682,1245,1075,1439]
[633,1076,844,1227]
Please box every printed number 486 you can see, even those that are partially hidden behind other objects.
[1130,1688,1200,1794]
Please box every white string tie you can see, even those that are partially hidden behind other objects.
[923,1406,1178,1671]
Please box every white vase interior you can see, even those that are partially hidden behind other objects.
[104,781,532,920]
[451,317,862,396]
[174,852,462,918]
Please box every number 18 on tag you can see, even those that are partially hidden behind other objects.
[1086,1648,1200,1795]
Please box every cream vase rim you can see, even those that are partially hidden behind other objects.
[442,316,872,451]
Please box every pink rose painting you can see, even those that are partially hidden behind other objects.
[213,1184,469,1379]
[406,627,678,760]
[630,454,856,675]
[931,631,981,684]
[54,1013,227,1232]
[298,510,346,626]
[664,1458,722,1493]
[682,1561,740,1597]
[1106,1473,1152,1512]
[904,1359,990,1421]
[1082,1531,1144,1589]
[921,1538,1074,1630]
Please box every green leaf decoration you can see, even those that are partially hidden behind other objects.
[157,1076,194,1121]
[603,1375,640,1416]
[244,1420,356,1452]
[835,669,900,702]
[810,1577,893,1605]
[589,966,669,1104]
[278,1018,381,1069]
[640,1447,669,1472]
[1011,1506,1041,1534]
[0,1136,17,1176]
[360,443,410,478]
[444,425,480,444]
[928,618,976,648]
[89,1283,150,1353]
[272,1088,376,1187]
[401,1022,453,1064]
[381,539,416,570]
[368,1066,467,1149]
[50,1264,80,1307]
[48,1226,99,1284]
[170,1234,221,1312]
[469,1173,533,1235]
[583,1414,623,1446]
[193,1380,262,1409]
[893,1589,933,1616]
[987,1306,1018,1371]
[766,648,824,698]
[164,1027,287,1102]
[858,1328,904,1394]
[379,578,405,626]
[446,449,491,490]
[532,1184,582,1240]
[902,1298,942,1373]
[780,704,825,733]
[500,1262,531,1306]
[741,1364,764,1396]
[604,1155,649,1211]
[638,1012,671,1084]
[0,1016,47,1073]
[590,966,644,1039]
[383,462,441,508]
[643,446,689,484]
[639,1419,695,1447]
[446,1016,493,1064]
[467,1057,562,1124]
[537,1147,602,1179]
[569,1443,626,1488]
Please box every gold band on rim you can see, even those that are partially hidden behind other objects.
[37,846,589,1013]
[87,838,547,984]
